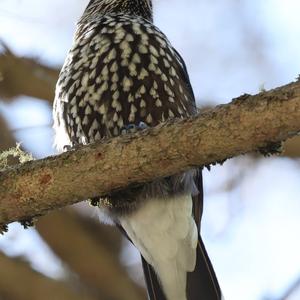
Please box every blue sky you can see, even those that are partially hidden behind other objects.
[0,1,300,299]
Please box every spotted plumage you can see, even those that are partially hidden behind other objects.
[54,14,195,147]
[53,1,222,299]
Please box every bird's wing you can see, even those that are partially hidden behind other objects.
[138,47,223,299]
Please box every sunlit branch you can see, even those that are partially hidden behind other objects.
[0,80,300,228]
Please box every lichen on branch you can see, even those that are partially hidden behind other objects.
[0,143,33,171]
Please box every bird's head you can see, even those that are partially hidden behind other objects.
[81,0,153,22]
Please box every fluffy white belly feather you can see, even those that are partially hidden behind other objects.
[119,194,198,300]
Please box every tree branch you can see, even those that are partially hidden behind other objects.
[0,115,16,151]
[284,135,300,157]
[0,251,98,300]
[0,42,59,103]
[0,80,300,227]
[36,210,147,300]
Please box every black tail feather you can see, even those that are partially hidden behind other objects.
[186,234,222,300]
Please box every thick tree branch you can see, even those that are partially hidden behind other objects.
[0,80,300,227]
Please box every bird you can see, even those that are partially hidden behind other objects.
[53,0,223,299]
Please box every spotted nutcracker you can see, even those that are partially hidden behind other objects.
[53,0,222,299]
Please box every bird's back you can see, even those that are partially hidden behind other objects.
[53,14,196,151]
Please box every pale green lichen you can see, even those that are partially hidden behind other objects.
[0,143,33,171]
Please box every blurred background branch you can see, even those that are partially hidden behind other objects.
[0,41,58,103]
[277,276,300,300]
[36,210,147,300]
[0,115,15,150]
[0,251,98,300]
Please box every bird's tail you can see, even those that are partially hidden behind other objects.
[141,233,222,300]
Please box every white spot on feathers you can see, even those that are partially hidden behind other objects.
[132,53,141,64]
[140,99,146,108]
[146,113,153,124]
[138,44,148,54]
[129,104,137,122]
[155,99,162,107]
[104,48,117,63]
[123,76,133,91]
[138,68,149,80]
[81,74,89,87]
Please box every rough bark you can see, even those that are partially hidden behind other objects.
[0,80,300,227]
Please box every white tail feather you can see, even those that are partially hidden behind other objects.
[119,194,198,300]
